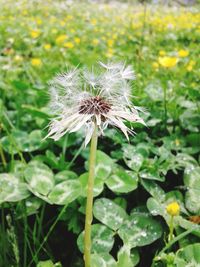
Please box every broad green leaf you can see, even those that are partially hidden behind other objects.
[95,150,115,180]
[48,180,81,205]
[184,166,200,213]
[174,243,200,267]
[147,197,166,217]
[55,170,78,183]
[1,130,47,154]
[99,253,117,267]
[91,254,106,267]
[79,172,104,197]
[24,161,54,201]
[117,245,139,267]
[118,213,162,248]
[123,145,144,171]
[93,198,128,230]
[0,173,30,204]
[106,169,138,193]
[141,179,165,201]
[77,224,114,254]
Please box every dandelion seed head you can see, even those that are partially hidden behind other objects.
[46,62,145,146]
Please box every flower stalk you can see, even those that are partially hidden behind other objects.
[84,123,98,267]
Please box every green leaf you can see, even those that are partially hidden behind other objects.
[140,169,165,182]
[55,170,78,183]
[95,151,115,180]
[106,169,138,193]
[77,224,114,254]
[118,213,162,248]
[0,173,30,204]
[184,166,200,214]
[79,172,104,197]
[1,129,47,154]
[141,180,165,201]
[174,243,200,267]
[93,198,128,230]
[117,245,139,267]
[147,197,165,217]
[123,145,144,171]
[24,161,54,202]
[48,180,81,205]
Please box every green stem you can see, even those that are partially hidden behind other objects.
[168,215,174,242]
[84,124,98,267]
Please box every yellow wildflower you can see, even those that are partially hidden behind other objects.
[178,49,189,57]
[91,18,97,25]
[56,34,68,45]
[158,57,178,68]
[74,37,81,44]
[106,48,114,58]
[159,50,166,56]
[30,30,41,39]
[166,202,180,216]
[63,42,74,48]
[31,58,42,67]
[152,62,159,69]
[186,60,195,72]
[107,39,114,47]
[36,18,42,25]
[44,44,51,50]
[92,39,99,46]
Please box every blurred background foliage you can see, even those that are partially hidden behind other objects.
[0,0,199,266]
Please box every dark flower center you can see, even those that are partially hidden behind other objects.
[79,96,111,115]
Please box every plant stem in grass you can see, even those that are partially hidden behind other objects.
[84,124,98,267]
[168,215,174,243]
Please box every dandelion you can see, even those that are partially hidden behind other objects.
[178,49,189,58]
[166,201,180,243]
[63,42,74,48]
[46,62,144,146]
[31,58,42,67]
[158,56,178,68]
[166,201,180,216]
[30,30,41,39]
[44,44,51,50]
[56,34,68,45]
[46,62,145,267]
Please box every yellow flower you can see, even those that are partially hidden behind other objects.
[74,37,81,44]
[159,50,166,56]
[36,18,42,25]
[186,60,195,72]
[30,30,41,39]
[166,202,180,216]
[107,39,114,47]
[56,34,68,45]
[106,48,114,58]
[152,62,159,69]
[44,44,51,50]
[178,49,189,57]
[63,42,74,48]
[91,18,97,25]
[92,39,99,46]
[31,58,42,67]
[158,56,178,68]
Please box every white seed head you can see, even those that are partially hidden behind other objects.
[46,62,145,146]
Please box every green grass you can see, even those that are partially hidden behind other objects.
[0,1,200,266]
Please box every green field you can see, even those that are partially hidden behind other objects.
[0,1,200,267]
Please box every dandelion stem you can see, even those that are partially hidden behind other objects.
[168,215,174,242]
[84,123,98,267]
